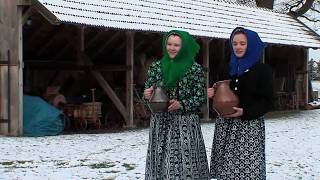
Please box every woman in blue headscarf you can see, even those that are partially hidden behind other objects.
[207,27,274,179]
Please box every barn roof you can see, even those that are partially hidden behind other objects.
[35,0,320,48]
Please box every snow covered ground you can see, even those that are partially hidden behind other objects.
[312,81,320,93]
[1,110,320,180]
[312,81,320,101]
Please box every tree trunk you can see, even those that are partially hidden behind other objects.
[289,0,315,17]
[255,0,275,9]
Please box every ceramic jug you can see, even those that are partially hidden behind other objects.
[149,85,169,113]
[212,80,239,116]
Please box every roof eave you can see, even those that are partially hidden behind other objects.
[33,0,61,25]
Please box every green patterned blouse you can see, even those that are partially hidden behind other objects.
[144,60,206,114]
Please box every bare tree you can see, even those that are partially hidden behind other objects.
[236,0,256,5]
[288,0,316,17]
[218,0,319,27]
[257,0,319,18]
[216,0,257,6]
[255,0,275,9]
[274,0,320,31]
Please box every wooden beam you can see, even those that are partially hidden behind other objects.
[92,32,122,60]
[134,39,147,51]
[85,30,106,49]
[304,49,309,106]
[25,22,48,45]
[201,38,210,121]
[79,26,85,51]
[24,67,33,93]
[219,40,226,81]
[77,26,85,65]
[62,27,129,124]
[90,70,128,120]
[110,41,126,57]
[112,35,148,58]
[24,60,129,71]
[17,0,31,6]
[261,49,265,64]
[54,26,77,60]
[126,31,135,127]
[111,31,157,58]
[0,0,11,135]
[114,32,160,57]
[36,26,66,57]
[54,44,71,60]
[265,47,271,64]
[22,7,34,25]
[8,5,24,136]
[33,0,60,25]
[134,33,158,52]
[145,33,162,52]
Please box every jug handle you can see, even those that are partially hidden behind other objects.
[142,85,155,113]
[211,83,222,116]
[211,83,218,95]
[148,83,157,103]
[213,81,219,88]
[145,101,154,113]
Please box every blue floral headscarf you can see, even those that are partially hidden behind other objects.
[229,27,266,76]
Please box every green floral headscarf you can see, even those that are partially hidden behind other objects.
[161,30,200,89]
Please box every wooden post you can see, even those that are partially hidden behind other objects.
[63,28,129,124]
[0,60,9,135]
[126,31,135,127]
[77,26,85,65]
[304,49,309,106]
[296,48,309,109]
[262,49,265,64]
[79,26,85,52]
[202,38,210,121]
[8,3,24,136]
[217,40,226,82]
[17,0,31,6]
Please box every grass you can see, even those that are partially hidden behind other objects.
[0,161,37,169]
[55,161,69,166]
[105,170,120,173]
[122,163,135,171]
[17,160,33,164]
[0,161,14,166]
[88,162,116,169]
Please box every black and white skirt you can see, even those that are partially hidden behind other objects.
[210,116,266,180]
[145,112,210,180]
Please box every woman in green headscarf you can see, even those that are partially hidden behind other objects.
[144,30,209,179]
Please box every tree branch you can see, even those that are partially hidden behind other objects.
[289,0,315,17]
[310,6,320,13]
[300,14,320,22]
[289,0,304,12]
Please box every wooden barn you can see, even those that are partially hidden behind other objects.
[1,0,320,136]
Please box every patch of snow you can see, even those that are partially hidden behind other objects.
[312,81,320,92]
[1,110,320,179]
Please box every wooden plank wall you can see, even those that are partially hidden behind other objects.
[0,0,26,135]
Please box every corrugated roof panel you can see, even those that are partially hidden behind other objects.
[36,0,320,48]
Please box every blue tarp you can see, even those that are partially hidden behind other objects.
[23,95,64,136]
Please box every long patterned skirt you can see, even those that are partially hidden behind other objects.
[145,112,209,180]
[210,116,266,180]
